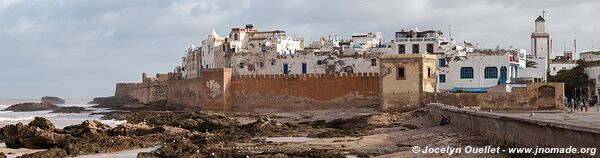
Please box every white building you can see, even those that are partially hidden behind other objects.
[548,55,577,76]
[437,49,525,92]
[391,29,449,54]
[201,28,226,69]
[351,32,382,49]
[581,51,600,61]
[181,45,202,79]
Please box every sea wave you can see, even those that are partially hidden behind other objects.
[0,113,59,122]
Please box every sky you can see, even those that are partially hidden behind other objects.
[1,0,599,99]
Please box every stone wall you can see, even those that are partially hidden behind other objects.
[115,69,232,111]
[425,82,565,110]
[428,104,600,148]
[115,69,379,112]
[230,73,380,112]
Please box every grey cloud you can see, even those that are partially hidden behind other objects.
[0,0,598,99]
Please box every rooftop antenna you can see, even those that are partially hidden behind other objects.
[574,39,577,57]
[448,25,452,40]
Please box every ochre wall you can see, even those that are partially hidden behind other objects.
[230,73,380,112]
[379,54,437,112]
[115,69,379,112]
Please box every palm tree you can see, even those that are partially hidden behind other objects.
[526,60,538,68]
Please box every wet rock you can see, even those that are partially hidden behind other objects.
[41,96,65,104]
[2,102,59,112]
[101,111,239,132]
[241,116,285,136]
[0,152,5,158]
[62,120,111,137]
[51,107,91,113]
[108,123,156,137]
[0,122,71,149]
[18,148,67,158]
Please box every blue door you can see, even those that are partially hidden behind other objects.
[499,66,507,84]
[301,63,307,74]
[283,64,289,74]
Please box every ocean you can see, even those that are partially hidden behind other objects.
[0,99,153,158]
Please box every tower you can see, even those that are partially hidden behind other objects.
[531,15,550,81]
[531,15,550,59]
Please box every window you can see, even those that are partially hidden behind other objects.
[484,67,498,79]
[317,60,323,65]
[412,44,419,54]
[553,67,556,71]
[397,67,405,80]
[439,74,446,83]
[239,63,245,68]
[371,59,377,66]
[438,59,446,67]
[259,62,264,68]
[427,44,434,53]
[398,44,405,54]
[460,67,474,79]
[427,67,431,78]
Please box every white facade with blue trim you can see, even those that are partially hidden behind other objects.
[437,49,526,93]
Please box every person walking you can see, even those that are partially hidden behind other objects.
[569,98,577,112]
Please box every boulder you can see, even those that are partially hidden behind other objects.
[2,102,59,112]
[28,117,55,131]
[62,120,111,137]
[40,96,65,104]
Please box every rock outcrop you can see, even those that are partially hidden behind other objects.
[51,107,91,113]
[2,102,59,112]
[40,96,66,104]
[0,117,166,157]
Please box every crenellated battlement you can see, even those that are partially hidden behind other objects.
[231,73,379,79]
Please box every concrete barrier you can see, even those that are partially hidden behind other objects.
[428,104,600,148]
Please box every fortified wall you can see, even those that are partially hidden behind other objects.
[424,82,565,110]
[231,73,379,112]
[115,68,380,112]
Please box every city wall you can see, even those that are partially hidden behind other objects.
[115,69,380,112]
[231,73,379,112]
[428,104,600,148]
[424,82,565,110]
[115,69,232,111]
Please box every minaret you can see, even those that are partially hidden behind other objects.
[531,15,550,81]
[531,15,550,58]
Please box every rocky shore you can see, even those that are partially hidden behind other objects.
[1,96,498,158]
[2,102,59,112]
[89,96,201,111]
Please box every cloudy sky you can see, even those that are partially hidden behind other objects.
[1,0,599,99]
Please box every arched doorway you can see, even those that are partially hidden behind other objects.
[537,85,556,109]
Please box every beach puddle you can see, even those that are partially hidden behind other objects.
[265,137,319,143]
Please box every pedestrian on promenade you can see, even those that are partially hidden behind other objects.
[571,99,576,112]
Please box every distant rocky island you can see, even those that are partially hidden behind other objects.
[41,96,65,104]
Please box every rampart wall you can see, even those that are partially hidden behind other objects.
[115,69,380,112]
